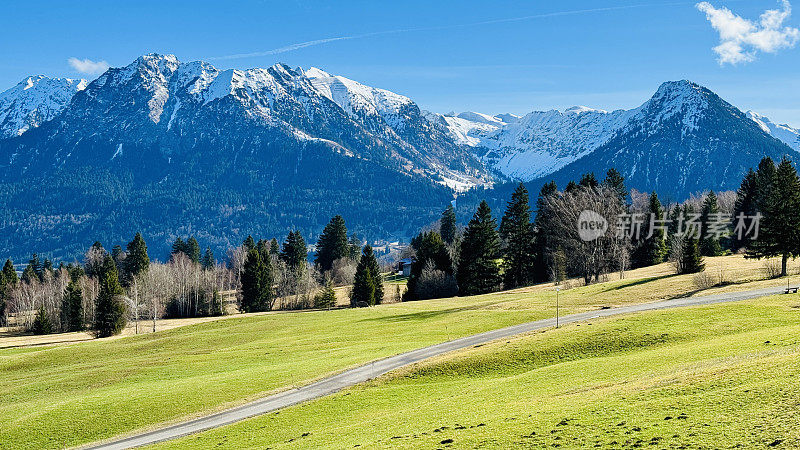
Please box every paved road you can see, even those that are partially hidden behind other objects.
[87,285,787,449]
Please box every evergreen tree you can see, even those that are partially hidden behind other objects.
[755,156,777,212]
[243,235,256,251]
[499,183,536,289]
[269,238,280,256]
[700,191,723,256]
[240,249,274,312]
[124,232,149,284]
[314,279,337,309]
[602,168,627,205]
[60,281,84,332]
[171,238,186,258]
[457,201,502,295]
[0,259,17,326]
[680,234,705,274]
[579,172,599,189]
[315,215,350,272]
[351,245,383,307]
[565,180,579,194]
[93,256,126,338]
[440,204,457,245]
[732,168,758,251]
[404,231,455,301]
[32,306,52,335]
[280,230,308,271]
[186,237,201,263]
[642,192,668,265]
[532,181,557,282]
[201,248,215,270]
[748,157,800,276]
[23,253,42,282]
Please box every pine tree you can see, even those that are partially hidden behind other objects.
[269,238,280,256]
[186,237,201,263]
[565,180,579,194]
[171,238,186,258]
[60,281,84,332]
[281,230,308,271]
[642,192,668,265]
[93,256,126,338]
[700,191,723,256]
[314,279,337,308]
[440,204,457,245]
[32,306,52,335]
[680,234,705,274]
[457,201,502,295]
[755,156,777,212]
[404,231,455,301]
[579,172,599,189]
[351,245,383,307]
[532,181,557,282]
[602,168,627,205]
[315,215,350,272]
[500,183,536,289]
[0,259,17,327]
[732,168,758,250]
[243,235,256,251]
[240,249,274,312]
[23,253,41,282]
[202,248,215,270]
[124,232,149,285]
[748,157,800,276]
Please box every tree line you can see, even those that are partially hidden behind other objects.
[3,157,796,336]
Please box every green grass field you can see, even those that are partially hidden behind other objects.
[0,255,793,449]
[152,294,800,449]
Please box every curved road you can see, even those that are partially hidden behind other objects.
[87,285,786,449]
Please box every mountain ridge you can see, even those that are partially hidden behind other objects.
[0,55,797,260]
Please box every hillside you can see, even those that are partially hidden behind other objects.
[0,254,793,449]
[154,294,800,449]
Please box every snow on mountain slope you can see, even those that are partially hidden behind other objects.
[0,75,87,138]
[747,111,799,151]
[302,67,414,132]
[1,54,488,190]
[480,106,637,179]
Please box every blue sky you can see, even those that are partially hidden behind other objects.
[2,0,799,126]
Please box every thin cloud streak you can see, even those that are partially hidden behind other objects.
[208,2,694,61]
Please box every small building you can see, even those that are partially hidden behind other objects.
[397,258,415,277]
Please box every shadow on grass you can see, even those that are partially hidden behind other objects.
[362,298,514,323]
[604,274,676,292]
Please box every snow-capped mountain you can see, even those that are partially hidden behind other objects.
[0,75,87,138]
[1,54,486,188]
[747,111,799,152]
[0,56,797,259]
[432,81,798,195]
[529,80,798,197]
[0,54,485,260]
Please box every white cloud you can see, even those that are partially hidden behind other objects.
[697,0,800,65]
[67,57,110,75]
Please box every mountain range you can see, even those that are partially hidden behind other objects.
[1,53,798,260]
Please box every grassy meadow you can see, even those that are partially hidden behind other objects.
[153,294,800,449]
[0,255,795,449]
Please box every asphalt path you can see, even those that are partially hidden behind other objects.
[87,285,787,449]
